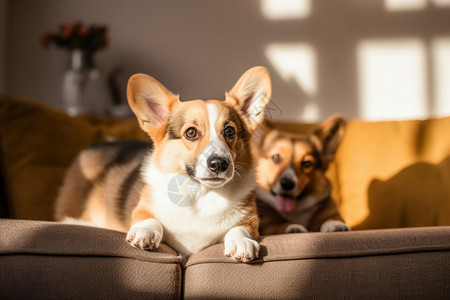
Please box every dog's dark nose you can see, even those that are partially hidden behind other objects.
[280,177,295,191]
[207,157,229,173]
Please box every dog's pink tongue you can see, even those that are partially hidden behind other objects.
[275,195,297,213]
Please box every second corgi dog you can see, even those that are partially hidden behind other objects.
[256,115,350,234]
[55,66,272,262]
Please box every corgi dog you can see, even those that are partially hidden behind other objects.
[256,115,350,234]
[55,66,272,262]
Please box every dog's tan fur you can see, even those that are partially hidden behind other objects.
[55,67,272,261]
[256,115,350,234]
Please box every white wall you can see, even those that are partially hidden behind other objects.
[0,0,7,94]
[5,0,450,121]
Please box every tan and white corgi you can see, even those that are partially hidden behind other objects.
[55,66,272,262]
[256,115,350,234]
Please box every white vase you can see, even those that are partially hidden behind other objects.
[62,49,99,116]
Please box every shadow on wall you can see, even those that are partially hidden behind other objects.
[353,156,450,230]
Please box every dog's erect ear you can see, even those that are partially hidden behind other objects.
[127,74,178,137]
[310,115,345,170]
[226,66,272,130]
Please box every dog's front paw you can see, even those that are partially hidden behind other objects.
[126,219,163,250]
[285,223,308,234]
[224,226,260,262]
[320,220,350,232]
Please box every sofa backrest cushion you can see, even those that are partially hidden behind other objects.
[337,118,450,229]
[276,117,450,229]
[0,96,147,220]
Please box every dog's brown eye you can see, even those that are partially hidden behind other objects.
[224,125,236,139]
[301,159,315,171]
[184,127,198,140]
[272,154,281,164]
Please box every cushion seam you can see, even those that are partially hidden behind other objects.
[184,248,450,268]
[0,251,184,264]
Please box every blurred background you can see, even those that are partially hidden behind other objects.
[1,0,450,122]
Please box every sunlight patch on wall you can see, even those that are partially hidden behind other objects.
[385,0,427,11]
[432,37,450,117]
[265,43,317,96]
[358,39,427,121]
[300,102,319,122]
[260,0,311,20]
[265,43,318,122]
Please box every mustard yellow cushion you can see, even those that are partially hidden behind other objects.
[0,96,146,221]
[337,117,450,229]
[273,117,450,229]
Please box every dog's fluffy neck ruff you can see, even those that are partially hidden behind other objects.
[142,155,256,214]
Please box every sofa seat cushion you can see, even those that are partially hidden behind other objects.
[0,219,183,299]
[184,227,450,299]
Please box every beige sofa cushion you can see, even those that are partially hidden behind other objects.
[2,219,448,299]
[0,219,183,299]
[184,227,450,299]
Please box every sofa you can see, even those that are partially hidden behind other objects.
[1,96,449,299]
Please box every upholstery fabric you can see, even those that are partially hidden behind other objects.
[1,96,450,298]
[0,219,183,299]
[184,227,450,299]
[273,117,450,229]
[337,118,450,229]
[0,96,146,220]
[2,219,448,299]
[1,96,450,228]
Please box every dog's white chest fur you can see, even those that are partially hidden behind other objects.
[144,162,254,257]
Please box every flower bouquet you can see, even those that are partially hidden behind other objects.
[41,22,108,115]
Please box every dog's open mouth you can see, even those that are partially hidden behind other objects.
[275,194,297,213]
[271,190,299,213]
